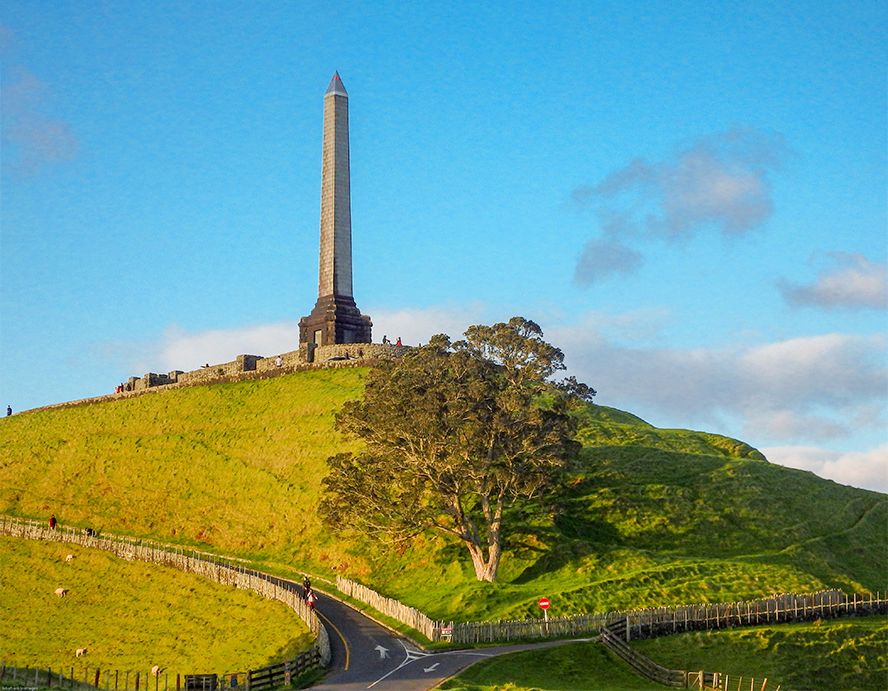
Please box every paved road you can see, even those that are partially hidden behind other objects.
[306,584,580,691]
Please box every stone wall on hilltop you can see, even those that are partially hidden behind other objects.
[25,343,410,414]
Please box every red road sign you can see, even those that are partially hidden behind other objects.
[538,598,550,610]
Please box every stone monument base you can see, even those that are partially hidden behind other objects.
[299,294,372,345]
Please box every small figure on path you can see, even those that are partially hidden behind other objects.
[306,589,317,610]
[302,575,311,599]
[49,514,57,530]
[6,405,11,416]
[396,337,402,346]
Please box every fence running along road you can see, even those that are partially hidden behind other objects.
[5,515,885,690]
[433,589,887,644]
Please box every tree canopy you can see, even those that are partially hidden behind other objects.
[319,318,592,582]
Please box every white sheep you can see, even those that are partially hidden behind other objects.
[151,666,160,676]
[75,648,86,657]
[54,587,68,598]
[65,554,74,563]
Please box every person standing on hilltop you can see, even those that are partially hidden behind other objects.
[6,405,11,416]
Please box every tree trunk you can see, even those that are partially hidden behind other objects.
[466,540,501,582]
[463,496,504,582]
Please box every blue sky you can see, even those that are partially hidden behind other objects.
[2,1,886,491]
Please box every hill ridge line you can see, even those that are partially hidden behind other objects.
[14,343,409,415]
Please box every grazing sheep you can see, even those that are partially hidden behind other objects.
[65,554,74,562]
[75,648,86,657]
[151,666,160,676]
[54,587,68,598]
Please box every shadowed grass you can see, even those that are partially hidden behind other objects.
[439,617,888,691]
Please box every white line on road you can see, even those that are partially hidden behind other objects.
[367,640,430,688]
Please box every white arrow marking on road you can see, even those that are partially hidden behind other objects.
[423,663,440,673]
[374,645,389,659]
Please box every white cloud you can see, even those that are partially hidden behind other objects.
[573,127,787,238]
[571,128,788,284]
[574,237,644,286]
[116,321,303,375]
[366,303,491,346]
[778,253,887,311]
[548,317,886,445]
[159,322,304,371]
[762,444,888,494]
[1,65,78,174]
[114,305,493,376]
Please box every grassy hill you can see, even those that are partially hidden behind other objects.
[439,616,888,691]
[1,368,885,623]
[0,536,312,671]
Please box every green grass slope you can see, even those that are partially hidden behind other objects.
[439,617,888,691]
[2,368,885,623]
[0,536,312,671]
[0,370,366,569]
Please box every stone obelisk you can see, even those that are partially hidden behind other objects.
[299,72,372,346]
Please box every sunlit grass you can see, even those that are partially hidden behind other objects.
[0,537,313,671]
[1,370,884,625]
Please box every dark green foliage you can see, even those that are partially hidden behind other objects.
[320,319,584,582]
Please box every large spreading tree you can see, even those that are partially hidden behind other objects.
[319,318,593,582]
